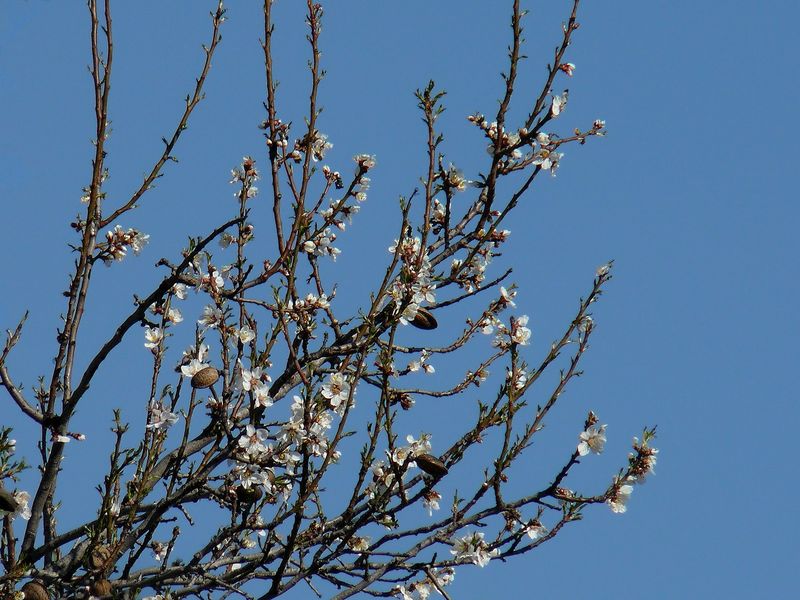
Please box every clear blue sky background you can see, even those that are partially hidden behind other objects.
[1,1,798,598]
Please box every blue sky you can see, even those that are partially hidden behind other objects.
[1,1,798,598]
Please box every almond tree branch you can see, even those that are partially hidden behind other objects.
[99,1,226,228]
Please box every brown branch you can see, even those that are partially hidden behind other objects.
[20,217,242,559]
[99,1,226,228]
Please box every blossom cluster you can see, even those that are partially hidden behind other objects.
[278,394,340,461]
[260,117,290,150]
[443,163,467,191]
[450,248,491,293]
[230,155,259,188]
[320,371,354,416]
[237,360,273,409]
[294,129,332,162]
[394,567,455,600]
[141,283,192,352]
[607,433,659,513]
[146,404,179,431]
[179,343,212,379]
[303,227,341,260]
[0,433,31,522]
[283,293,331,327]
[99,225,149,266]
[387,236,437,323]
[321,164,344,190]
[407,349,435,375]
[308,154,375,256]
[467,113,565,176]
[232,424,297,505]
[367,434,432,504]
[450,531,499,568]
[489,314,532,349]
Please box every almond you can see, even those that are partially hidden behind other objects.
[414,453,448,478]
[90,579,112,598]
[410,307,438,330]
[89,544,112,571]
[21,582,48,600]
[191,366,219,389]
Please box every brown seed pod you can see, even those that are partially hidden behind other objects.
[0,486,19,514]
[21,582,48,600]
[89,579,112,598]
[410,308,438,330]
[235,484,264,505]
[88,544,112,571]
[414,453,449,478]
[191,366,219,389]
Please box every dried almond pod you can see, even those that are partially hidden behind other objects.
[89,580,112,598]
[191,366,219,389]
[414,453,449,478]
[89,544,112,571]
[0,486,19,513]
[410,308,438,330]
[235,484,264,505]
[21,582,48,600]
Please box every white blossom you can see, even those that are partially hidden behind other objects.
[578,424,607,456]
[131,231,150,254]
[629,437,659,483]
[181,358,210,378]
[423,490,441,516]
[102,226,149,265]
[10,491,31,521]
[144,326,163,349]
[253,382,273,409]
[354,154,377,170]
[450,531,499,567]
[524,521,548,540]
[395,587,415,600]
[236,325,256,344]
[235,464,274,494]
[506,367,527,391]
[238,425,269,457]
[499,286,516,307]
[408,350,435,374]
[151,541,167,562]
[199,305,225,328]
[348,536,370,553]
[238,363,268,392]
[309,131,332,161]
[550,90,568,117]
[147,405,179,430]
[172,283,188,299]
[511,315,532,345]
[532,148,564,174]
[321,372,352,414]
[183,343,209,362]
[166,307,183,324]
[389,434,432,468]
[608,480,635,513]
[200,268,225,292]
